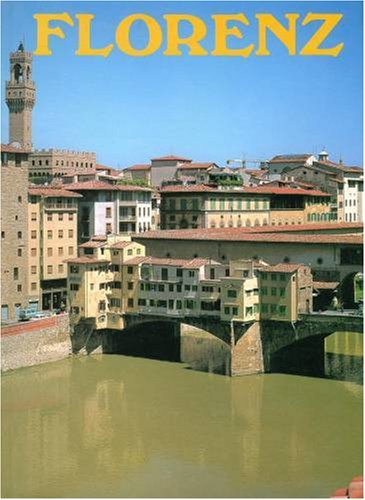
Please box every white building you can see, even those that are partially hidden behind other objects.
[65,180,153,243]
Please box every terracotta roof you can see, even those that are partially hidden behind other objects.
[65,257,111,265]
[151,155,192,162]
[65,180,120,191]
[109,241,133,249]
[90,235,108,241]
[126,256,220,268]
[95,164,121,175]
[250,222,363,233]
[134,228,363,245]
[177,162,216,170]
[28,187,82,198]
[62,170,97,177]
[246,169,268,178]
[79,240,106,248]
[65,180,151,192]
[268,154,312,164]
[342,166,363,174]
[124,164,151,171]
[261,263,304,273]
[160,184,330,197]
[313,281,339,290]
[1,143,31,154]
[291,163,339,176]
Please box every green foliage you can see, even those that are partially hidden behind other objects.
[117,178,149,187]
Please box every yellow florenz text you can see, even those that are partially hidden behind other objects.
[33,12,344,57]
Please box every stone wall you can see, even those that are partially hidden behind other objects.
[231,322,264,376]
[1,315,72,371]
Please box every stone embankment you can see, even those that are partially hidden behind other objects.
[1,314,72,371]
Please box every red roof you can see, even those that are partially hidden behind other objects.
[268,154,312,164]
[1,143,31,154]
[160,184,330,197]
[109,241,133,249]
[313,281,339,290]
[126,256,220,268]
[151,155,192,162]
[28,187,82,198]
[250,222,363,233]
[177,162,216,170]
[65,257,111,265]
[261,263,305,273]
[79,240,106,248]
[124,164,151,171]
[134,228,362,245]
[65,180,151,192]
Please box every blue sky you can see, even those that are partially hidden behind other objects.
[1,1,363,168]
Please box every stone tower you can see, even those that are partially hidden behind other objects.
[5,42,36,149]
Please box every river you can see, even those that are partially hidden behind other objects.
[1,332,363,498]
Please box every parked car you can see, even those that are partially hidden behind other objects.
[19,308,38,321]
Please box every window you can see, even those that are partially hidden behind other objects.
[188,270,195,278]
[47,230,53,239]
[17,231,22,239]
[232,307,238,315]
[128,298,134,308]
[13,267,19,280]
[270,304,277,314]
[99,301,106,312]
[47,265,53,274]
[31,265,37,274]
[279,305,287,316]
[31,282,37,291]
[158,284,164,292]
[17,248,22,257]
[261,303,268,313]
[18,196,22,202]
[180,199,187,210]
[47,214,53,222]
[68,213,74,221]
[138,299,146,306]
[58,230,63,239]
[224,307,230,315]
[31,248,37,257]
[176,269,183,278]
[31,212,37,221]
[70,284,79,291]
[127,266,133,274]
[68,246,74,255]
[271,287,277,296]
[106,207,112,218]
[1,231,4,239]
[227,289,237,298]
[90,284,94,290]
[58,264,64,273]
[271,273,277,281]
[128,282,133,290]
[261,287,268,296]
[68,229,73,238]
[127,249,133,256]
[261,272,268,280]
[106,223,112,234]
[210,268,215,279]
[111,298,121,308]
[279,288,286,297]
[17,284,22,292]
[280,274,286,281]
[70,265,79,274]
[58,213,63,221]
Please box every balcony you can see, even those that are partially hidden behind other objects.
[118,215,137,221]
[45,202,77,211]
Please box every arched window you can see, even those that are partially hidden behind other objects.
[13,64,23,83]
[246,219,252,227]
[254,219,260,226]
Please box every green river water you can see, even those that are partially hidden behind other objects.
[1,332,363,498]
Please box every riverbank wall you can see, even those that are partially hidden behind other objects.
[1,315,72,372]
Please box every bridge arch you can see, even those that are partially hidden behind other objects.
[102,316,232,375]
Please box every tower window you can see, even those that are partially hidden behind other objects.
[38,160,42,166]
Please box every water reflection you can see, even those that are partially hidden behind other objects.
[2,355,363,498]
[325,332,363,385]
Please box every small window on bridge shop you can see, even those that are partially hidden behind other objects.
[70,265,79,274]
[340,247,363,266]
[70,284,79,291]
